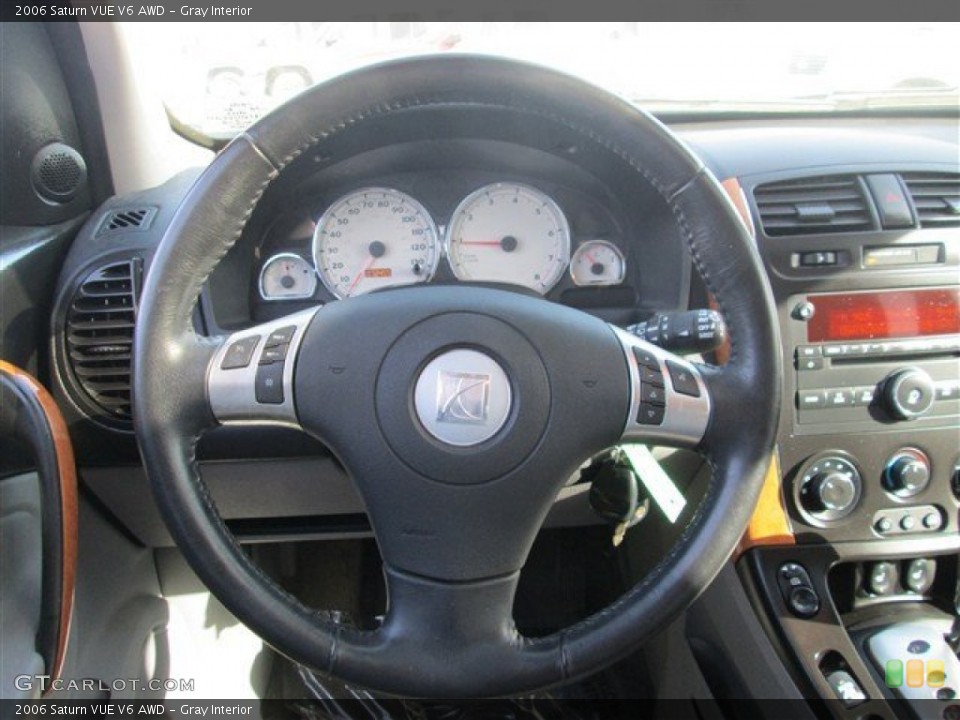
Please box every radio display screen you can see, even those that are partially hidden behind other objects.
[807,288,960,342]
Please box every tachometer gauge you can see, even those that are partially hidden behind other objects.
[447,183,570,294]
[570,240,626,286]
[313,188,439,298]
[259,253,318,300]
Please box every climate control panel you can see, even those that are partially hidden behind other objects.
[790,445,958,543]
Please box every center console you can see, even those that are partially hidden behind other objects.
[727,166,960,719]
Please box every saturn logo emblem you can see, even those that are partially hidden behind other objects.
[436,371,491,424]
[414,349,512,447]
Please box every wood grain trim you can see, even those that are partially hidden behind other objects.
[735,453,795,559]
[0,361,77,686]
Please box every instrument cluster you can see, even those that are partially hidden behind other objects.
[256,181,628,303]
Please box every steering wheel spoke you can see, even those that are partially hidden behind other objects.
[613,326,712,449]
[206,307,318,429]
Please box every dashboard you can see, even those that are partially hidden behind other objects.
[200,135,690,334]
[49,115,958,517]
[45,108,960,709]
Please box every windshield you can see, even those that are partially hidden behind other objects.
[122,22,960,141]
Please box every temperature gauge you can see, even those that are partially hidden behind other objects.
[570,240,625,286]
[259,253,318,300]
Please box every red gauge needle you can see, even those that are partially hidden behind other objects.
[347,255,376,295]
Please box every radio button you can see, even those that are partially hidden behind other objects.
[798,356,824,371]
[797,345,822,358]
[826,388,854,408]
[935,380,959,401]
[853,386,877,406]
[798,390,826,409]
[823,345,846,358]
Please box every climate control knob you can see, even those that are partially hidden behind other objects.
[884,449,931,498]
[797,455,862,522]
[882,367,935,420]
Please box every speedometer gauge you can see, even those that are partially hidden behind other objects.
[447,183,570,294]
[313,188,439,298]
[259,253,318,300]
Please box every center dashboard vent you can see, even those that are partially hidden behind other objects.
[753,175,874,236]
[901,172,960,227]
[65,259,141,429]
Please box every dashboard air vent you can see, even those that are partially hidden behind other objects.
[753,175,874,236]
[98,207,156,235]
[65,260,140,427]
[902,172,960,228]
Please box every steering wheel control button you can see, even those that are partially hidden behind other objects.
[259,343,289,365]
[221,335,260,370]
[414,349,511,447]
[640,384,666,406]
[778,563,820,618]
[640,365,664,387]
[666,360,701,397]
[255,362,285,404]
[904,558,936,595]
[631,347,659,370]
[637,403,665,426]
[265,325,297,348]
[868,561,899,595]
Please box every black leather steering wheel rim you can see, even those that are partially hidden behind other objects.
[133,55,781,697]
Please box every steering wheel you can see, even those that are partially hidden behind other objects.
[133,56,780,697]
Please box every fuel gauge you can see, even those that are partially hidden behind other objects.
[570,240,625,286]
[259,253,318,300]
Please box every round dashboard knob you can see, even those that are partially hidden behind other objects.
[882,367,935,420]
[884,449,931,498]
[797,455,862,522]
[807,471,859,513]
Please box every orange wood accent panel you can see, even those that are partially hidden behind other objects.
[0,361,77,686]
[735,452,795,560]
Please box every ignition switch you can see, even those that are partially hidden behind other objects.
[583,449,650,547]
